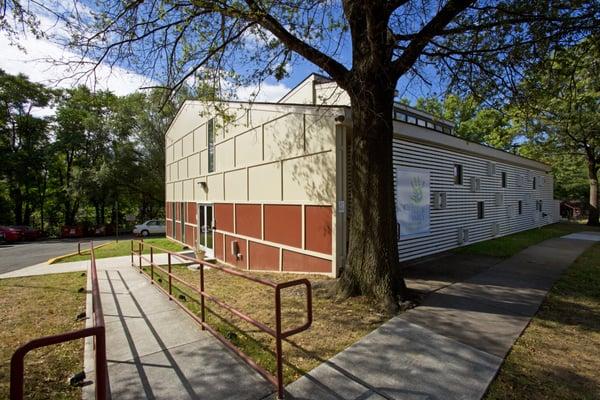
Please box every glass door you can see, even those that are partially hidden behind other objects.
[197,203,214,258]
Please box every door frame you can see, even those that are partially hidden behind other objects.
[196,203,214,258]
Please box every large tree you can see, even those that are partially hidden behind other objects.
[6,0,598,309]
[516,37,600,225]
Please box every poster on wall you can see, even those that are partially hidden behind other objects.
[395,166,430,238]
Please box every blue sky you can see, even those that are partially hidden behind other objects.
[0,0,445,107]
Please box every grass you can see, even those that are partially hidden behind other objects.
[55,237,186,263]
[0,272,87,399]
[455,222,600,258]
[485,242,600,400]
[138,263,387,384]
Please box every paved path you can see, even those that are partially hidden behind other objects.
[0,251,196,279]
[82,261,273,400]
[0,237,119,274]
[285,232,600,400]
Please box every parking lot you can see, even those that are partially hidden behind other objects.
[0,236,127,275]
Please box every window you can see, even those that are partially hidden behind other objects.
[533,177,536,190]
[407,115,417,124]
[207,118,215,173]
[477,201,485,219]
[501,172,507,188]
[536,200,543,212]
[454,164,463,185]
[518,200,523,215]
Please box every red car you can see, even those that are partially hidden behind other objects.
[0,226,24,242]
[11,226,42,241]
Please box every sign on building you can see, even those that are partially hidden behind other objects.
[395,166,430,238]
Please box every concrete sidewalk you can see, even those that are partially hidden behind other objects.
[0,251,196,279]
[83,264,273,400]
[285,233,600,400]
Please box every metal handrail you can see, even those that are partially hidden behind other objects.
[130,239,312,399]
[10,241,108,400]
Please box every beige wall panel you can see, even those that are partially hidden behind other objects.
[200,149,208,175]
[194,124,206,153]
[167,102,207,142]
[305,114,335,153]
[173,140,182,160]
[315,85,351,106]
[207,174,224,201]
[165,145,172,164]
[216,139,235,171]
[247,109,284,128]
[188,153,200,178]
[166,183,174,201]
[282,152,335,202]
[182,132,194,157]
[178,159,188,180]
[279,79,314,104]
[174,181,183,200]
[235,128,262,166]
[248,162,281,201]
[224,169,248,201]
[264,113,304,161]
[183,179,194,201]
[194,178,208,201]
[222,108,249,138]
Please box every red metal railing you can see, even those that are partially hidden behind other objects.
[130,239,312,399]
[10,241,108,400]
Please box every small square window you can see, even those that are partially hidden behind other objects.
[501,172,507,188]
[518,200,523,215]
[477,201,485,219]
[407,115,417,124]
[454,164,463,185]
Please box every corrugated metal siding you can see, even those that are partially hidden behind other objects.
[392,138,554,261]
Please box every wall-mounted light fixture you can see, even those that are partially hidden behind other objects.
[197,180,208,191]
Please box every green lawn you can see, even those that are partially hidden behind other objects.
[485,242,600,399]
[54,237,186,263]
[455,222,600,258]
[0,272,87,399]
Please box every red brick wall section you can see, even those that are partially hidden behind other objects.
[264,205,302,248]
[165,202,171,219]
[175,222,181,241]
[185,225,195,248]
[305,206,332,254]
[214,232,224,260]
[248,242,279,271]
[175,202,181,221]
[186,202,197,225]
[225,235,247,269]
[282,250,331,273]
[166,221,172,238]
[235,204,261,238]
[215,203,234,232]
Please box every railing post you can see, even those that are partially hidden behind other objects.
[130,240,134,267]
[150,247,154,284]
[9,351,24,400]
[95,329,107,400]
[275,287,284,400]
[200,264,205,330]
[138,242,142,273]
[78,242,81,255]
[168,253,172,299]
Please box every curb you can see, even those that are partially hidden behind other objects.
[48,242,113,265]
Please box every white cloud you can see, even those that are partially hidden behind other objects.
[235,82,291,102]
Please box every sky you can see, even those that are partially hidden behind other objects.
[0,1,441,113]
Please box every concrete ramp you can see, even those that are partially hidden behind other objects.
[84,266,273,400]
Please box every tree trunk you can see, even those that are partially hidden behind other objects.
[587,160,599,226]
[337,75,408,312]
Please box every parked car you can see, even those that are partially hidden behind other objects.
[11,226,42,241]
[0,226,24,242]
[133,220,166,237]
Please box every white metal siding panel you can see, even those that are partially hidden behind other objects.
[392,138,554,261]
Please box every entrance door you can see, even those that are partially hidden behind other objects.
[197,204,214,258]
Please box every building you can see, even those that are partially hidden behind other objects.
[164,74,556,276]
